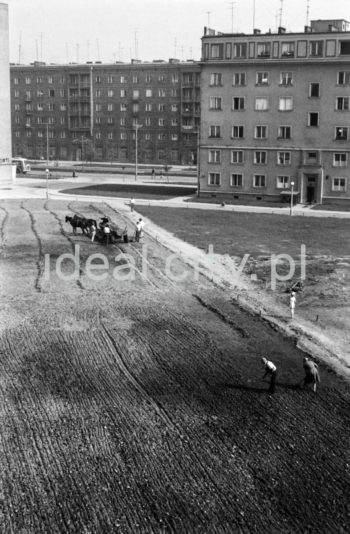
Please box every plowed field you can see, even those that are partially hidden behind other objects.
[0,199,349,533]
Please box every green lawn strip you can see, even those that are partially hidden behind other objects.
[136,207,350,258]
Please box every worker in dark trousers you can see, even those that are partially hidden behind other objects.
[261,357,278,394]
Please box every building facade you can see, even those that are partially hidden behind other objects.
[199,19,350,204]
[0,2,13,185]
[10,60,200,166]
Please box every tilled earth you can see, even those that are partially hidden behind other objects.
[0,199,349,533]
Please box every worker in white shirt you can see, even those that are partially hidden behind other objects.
[261,357,278,394]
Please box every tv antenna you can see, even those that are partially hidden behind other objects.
[306,0,310,26]
[279,0,284,28]
[206,11,211,28]
[229,2,236,33]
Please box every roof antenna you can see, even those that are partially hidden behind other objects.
[279,0,284,28]
[18,32,22,64]
[306,0,310,26]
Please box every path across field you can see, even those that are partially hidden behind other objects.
[0,199,349,533]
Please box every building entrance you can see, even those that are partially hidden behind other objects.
[306,176,317,204]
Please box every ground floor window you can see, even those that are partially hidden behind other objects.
[230,173,243,187]
[276,175,290,188]
[253,174,266,187]
[208,172,220,185]
[332,177,346,191]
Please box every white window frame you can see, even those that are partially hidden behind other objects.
[333,153,348,167]
[232,96,245,111]
[332,177,346,191]
[276,175,290,189]
[208,172,221,185]
[253,174,266,188]
[208,150,221,163]
[280,71,293,86]
[338,71,350,85]
[255,97,269,111]
[335,127,348,140]
[231,150,244,164]
[209,125,221,138]
[209,73,223,86]
[230,173,244,187]
[254,151,267,165]
[279,97,293,111]
[256,72,269,85]
[146,89,152,97]
[336,97,350,111]
[231,125,244,139]
[209,96,222,110]
[255,125,268,139]
[308,112,319,127]
[278,126,292,139]
[232,72,246,86]
[277,151,291,165]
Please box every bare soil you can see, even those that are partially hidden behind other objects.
[0,199,349,533]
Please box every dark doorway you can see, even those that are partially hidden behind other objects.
[307,185,315,203]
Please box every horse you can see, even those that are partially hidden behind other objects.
[65,215,88,234]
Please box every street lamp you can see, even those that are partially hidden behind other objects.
[45,168,49,199]
[46,123,49,169]
[134,123,143,181]
[290,181,295,216]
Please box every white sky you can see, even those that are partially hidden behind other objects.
[5,0,350,64]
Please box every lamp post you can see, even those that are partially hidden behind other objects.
[46,123,49,168]
[134,123,143,181]
[45,168,49,199]
[290,181,295,216]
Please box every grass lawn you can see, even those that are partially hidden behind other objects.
[137,206,350,258]
[312,203,350,212]
[61,183,196,200]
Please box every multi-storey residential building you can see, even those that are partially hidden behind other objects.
[200,19,350,204]
[10,59,200,166]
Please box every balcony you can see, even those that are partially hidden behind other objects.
[257,51,270,58]
[281,51,295,58]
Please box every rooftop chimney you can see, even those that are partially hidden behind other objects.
[253,28,261,35]
[278,26,286,34]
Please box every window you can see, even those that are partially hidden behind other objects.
[14,90,19,98]
[145,133,151,141]
[231,174,243,187]
[95,117,101,124]
[172,74,179,83]
[336,97,350,110]
[60,132,66,139]
[26,131,32,138]
[310,41,323,57]
[231,150,244,164]
[255,97,268,111]
[281,42,295,57]
[25,77,31,84]
[232,97,245,110]
[133,103,139,113]
[95,76,101,83]
[146,75,152,83]
[48,103,54,111]
[159,118,165,126]
[120,132,127,140]
[60,117,65,125]
[277,151,291,165]
[234,43,247,58]
[159,89,166,97]
[335,127,348,140]
[253,175,266,187]
[108,104,113,111]
[308,112,319,127]
[208,150,221,163]
[108,133,113,140]
[120,103,127,111]
[60,89,66,97]
[171,118,178,126]
[145,117,151,126]
[158,133,166,141]
[332,178,346,191]
[171,133,178,141]
[96,104,102,112]
[60,76,65,84]
[209,73,222,86]
[133,90,139,98]
[133,75,138,83]
[278,126,291,139]
[232,125,244,138]
[95,89,101,97]
[158,74,165,82]
[256,72,269,85]
[254,151,267,164]
[232,72,246,86]
[145,103,152,111]
[108,90,114,97]
[340,41,350,55]
[333,153,347,167]
[209,97,222,110]
[13,77,19,85]
[279,97,293,111]
[280,71,293,86]
[208,172,221,185]
[171,104,178,112]
[309,83,320,97]
[14,104,20,111]
[338,71,350,85]
[158,103,165,112]
[171,88,179,97]
[37,103,43,111]
[120,89,127,97]
[107,76,113,83]
[276,176,290,189]
[120,118,126,126]
[49,89,55,97]
[120,76,127,83]
[146,89,152,97]
[210,44,224,59]
[255,125,268,139]
[108,117,114,124]
[209,125,221,138]
[257,43,271,57]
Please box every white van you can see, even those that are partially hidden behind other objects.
[12,157,31,174]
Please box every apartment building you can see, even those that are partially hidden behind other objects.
[200,19,350,204]
[10,59,200,166]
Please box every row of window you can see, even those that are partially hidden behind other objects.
[14,88,183,99]
[209,95,349,112]
[209,71,350,87]
[14,130,180,141]
[208,149,349,167]
[14,74,184,85]
[208,172,347,191]
[207,123,349,140]
[19,116,181,127]
[15,102,181,113]
[205,39,350,61]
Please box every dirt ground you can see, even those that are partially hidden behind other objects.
[0,199,349,533]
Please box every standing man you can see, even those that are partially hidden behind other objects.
[261,357,278,394]
[138,218,145,239]
[103,224,111,246]
[90,222,96,243]
[130,198,135,212]
[302,357,320,393]
[135,220,141,242]
[290,291,296,319]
